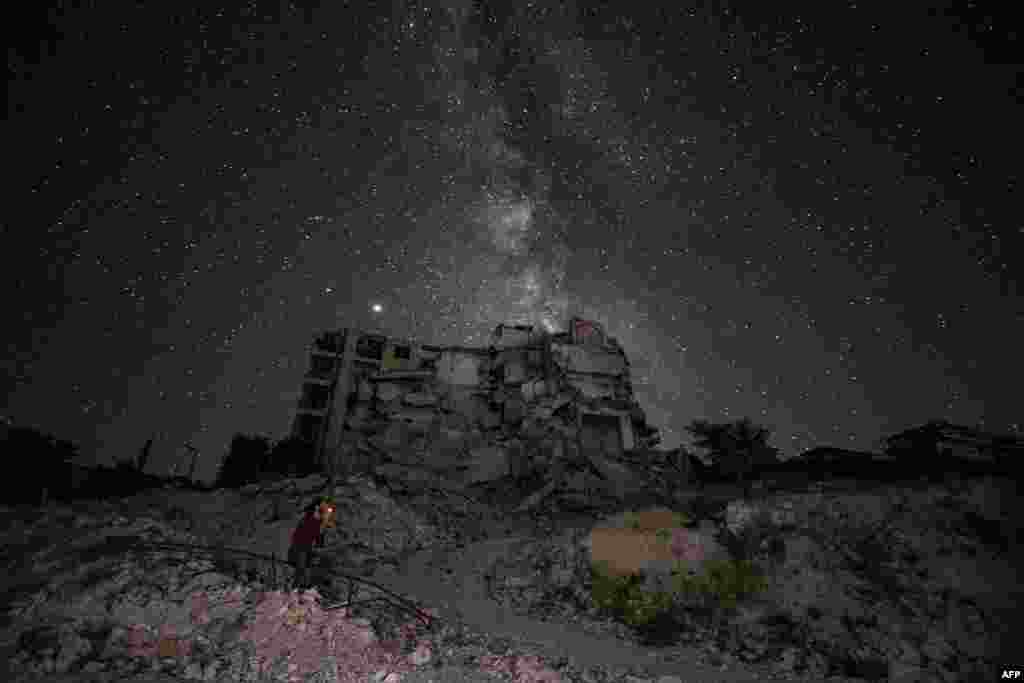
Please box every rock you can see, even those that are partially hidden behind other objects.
[725,500,760,536]
[506,440,530,480]
[53,631,92,672]
[563,470,607,498]
[403,391,439,407]
[465,446,509,483]
[7,471,1020,683]
[774,646,801,673]
[586,455,649,499]
[408,643,433,666]
[4,493,447,683]
[888,641,925,683]
[921,629,955,664]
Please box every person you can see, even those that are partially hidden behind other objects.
[288,497,336,590]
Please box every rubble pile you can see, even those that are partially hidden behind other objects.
[0,485,727,683]
[4,461,1020,683]
[293,320,668,516]
[5,314,1020,682]
[118,473,452,576]
[0,492,449,683]
[481,478,1023,682]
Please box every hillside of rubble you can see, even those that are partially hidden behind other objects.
[2,458,1022,683]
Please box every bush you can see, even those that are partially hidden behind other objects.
[590,555,769,635]
[590,561,675,627]
[670,558,768,610]
[589,507,769,643]
[0,425,81,503]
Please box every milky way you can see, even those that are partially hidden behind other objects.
[5,1,1020,483]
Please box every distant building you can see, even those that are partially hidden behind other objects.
[288,318,661,477]
[67,461,92,494]
[883,420,1024,466]
[748,446,888,485]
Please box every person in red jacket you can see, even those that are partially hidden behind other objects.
[289,497,336,590]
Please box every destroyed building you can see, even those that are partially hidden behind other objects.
[288,318,662,507]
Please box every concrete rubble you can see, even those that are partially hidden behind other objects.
[0,474,497,683]
[483,477,1023,682]
[2,468,1020,682]
[6,317,1022,682]
[289,319,666,513]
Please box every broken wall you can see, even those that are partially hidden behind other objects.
[293,319,662,495]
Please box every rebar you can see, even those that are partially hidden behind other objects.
[59,538,440,629]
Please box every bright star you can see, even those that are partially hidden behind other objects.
[370,303,383,314]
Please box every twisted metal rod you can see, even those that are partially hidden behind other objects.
[50,537,440,630]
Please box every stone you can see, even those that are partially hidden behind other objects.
[587,455,648,499]
[53,631,92,673]
[889,656,927,683]
[184,660,204,680]
[725,500,761,536]
[775,647,801,673]
[429,429,468,460]
[403,391,439,407]
[563,470,607,497]
[479,406,501,430]
[465,446,509,483]
[921,629,955,664]
[7,471,1021,683]
[768,503,798,528]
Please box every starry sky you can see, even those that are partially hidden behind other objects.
[6,1,1020,483]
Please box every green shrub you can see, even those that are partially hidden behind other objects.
[670,558,768,609]
[590,561,674,627]
[623,510,641,529]
[591,553,768,636]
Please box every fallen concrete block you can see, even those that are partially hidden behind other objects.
[465,446,509,483]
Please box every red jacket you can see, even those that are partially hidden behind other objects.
[291,512,322,548]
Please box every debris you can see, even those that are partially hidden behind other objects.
[287,321,662,510]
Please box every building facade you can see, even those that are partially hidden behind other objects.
[289,318,661,477]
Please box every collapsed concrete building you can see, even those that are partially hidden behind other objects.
[289,318,663,509]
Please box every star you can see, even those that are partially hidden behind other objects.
[4,1,1018,483]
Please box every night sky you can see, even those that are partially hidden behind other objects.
[6,1,1020,483]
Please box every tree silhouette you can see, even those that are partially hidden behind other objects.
[658,446,703,494]
[137,435,155,473]
[217,433,272,488]
[0,425,81,503]
[265,435,319,478]
[684,417,777,498]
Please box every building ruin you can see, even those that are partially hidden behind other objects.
[289,318,661,495]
